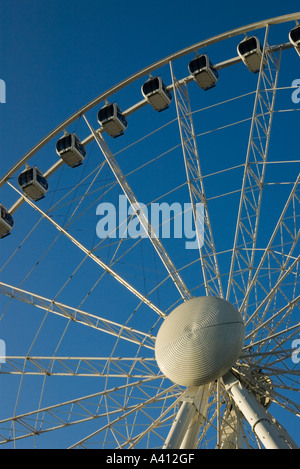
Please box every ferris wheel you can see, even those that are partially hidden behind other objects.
[0,13,299,449]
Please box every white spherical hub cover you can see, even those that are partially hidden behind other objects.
[155,296,245,387]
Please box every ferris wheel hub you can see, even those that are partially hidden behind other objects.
[155,296,245,386]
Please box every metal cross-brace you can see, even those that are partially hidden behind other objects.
[170,62,223,298]
[226,25,282,311]
[219,405,244,449]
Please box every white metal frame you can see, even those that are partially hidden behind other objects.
[83,115,192,301]
[0,13,299,449]
[226,26,282,311]
[170,62,224,298]
[223,372,298,449]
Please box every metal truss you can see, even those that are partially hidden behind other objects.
[169,62,223,298]
[0,356,158,378]
[83,114,192,302]
[226,25,282,310]
[219,405,244,449]
[0,377,178,446]
[0,281,155,350]
[5,181,164,319]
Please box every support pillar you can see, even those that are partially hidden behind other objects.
[163,386,210,449]
[223,371,298,449]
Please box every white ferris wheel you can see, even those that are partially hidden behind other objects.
[0,13,299,449]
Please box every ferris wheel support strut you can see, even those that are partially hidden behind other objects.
[163,385,210,449]
[223,371,298,449]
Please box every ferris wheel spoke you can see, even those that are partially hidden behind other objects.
[0,281,155,350]
[267,386,300,415]
[0,377,164,445]
[245,294,300,344]
[0,356,160,378]
[245,254,299,328]
[226,28,282,309]
[5,181,165,318]
[260,364,299,385]
[83,114,192,302]
[241,337,300,401]
[124,391,185,448]
[242,323,300,365]
[169,62,223,298]
[244,265,300,346]
[241,174,300,321]
[1,14,299,449]
[68,383,180,449]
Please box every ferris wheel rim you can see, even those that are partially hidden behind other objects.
[0,12,299,191]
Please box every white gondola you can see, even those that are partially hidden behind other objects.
[18,166,49,201]
[141,76,172,111]
[0,204,14,238]
[289,25,300,57]
[188,54,219,90]
[97,102,128,138]
[237,36,266,73]
[56,132,87,168]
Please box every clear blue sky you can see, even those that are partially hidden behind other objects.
[0,0,299,449]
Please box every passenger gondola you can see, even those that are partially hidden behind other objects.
[289,25,300,57]
[0,204,14,238]
[56,132,87,168]
[188,54,219,90]
[18,166,49,201]
[141,76,172,111]
[237,36,266,73]
[97,102,128,138]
